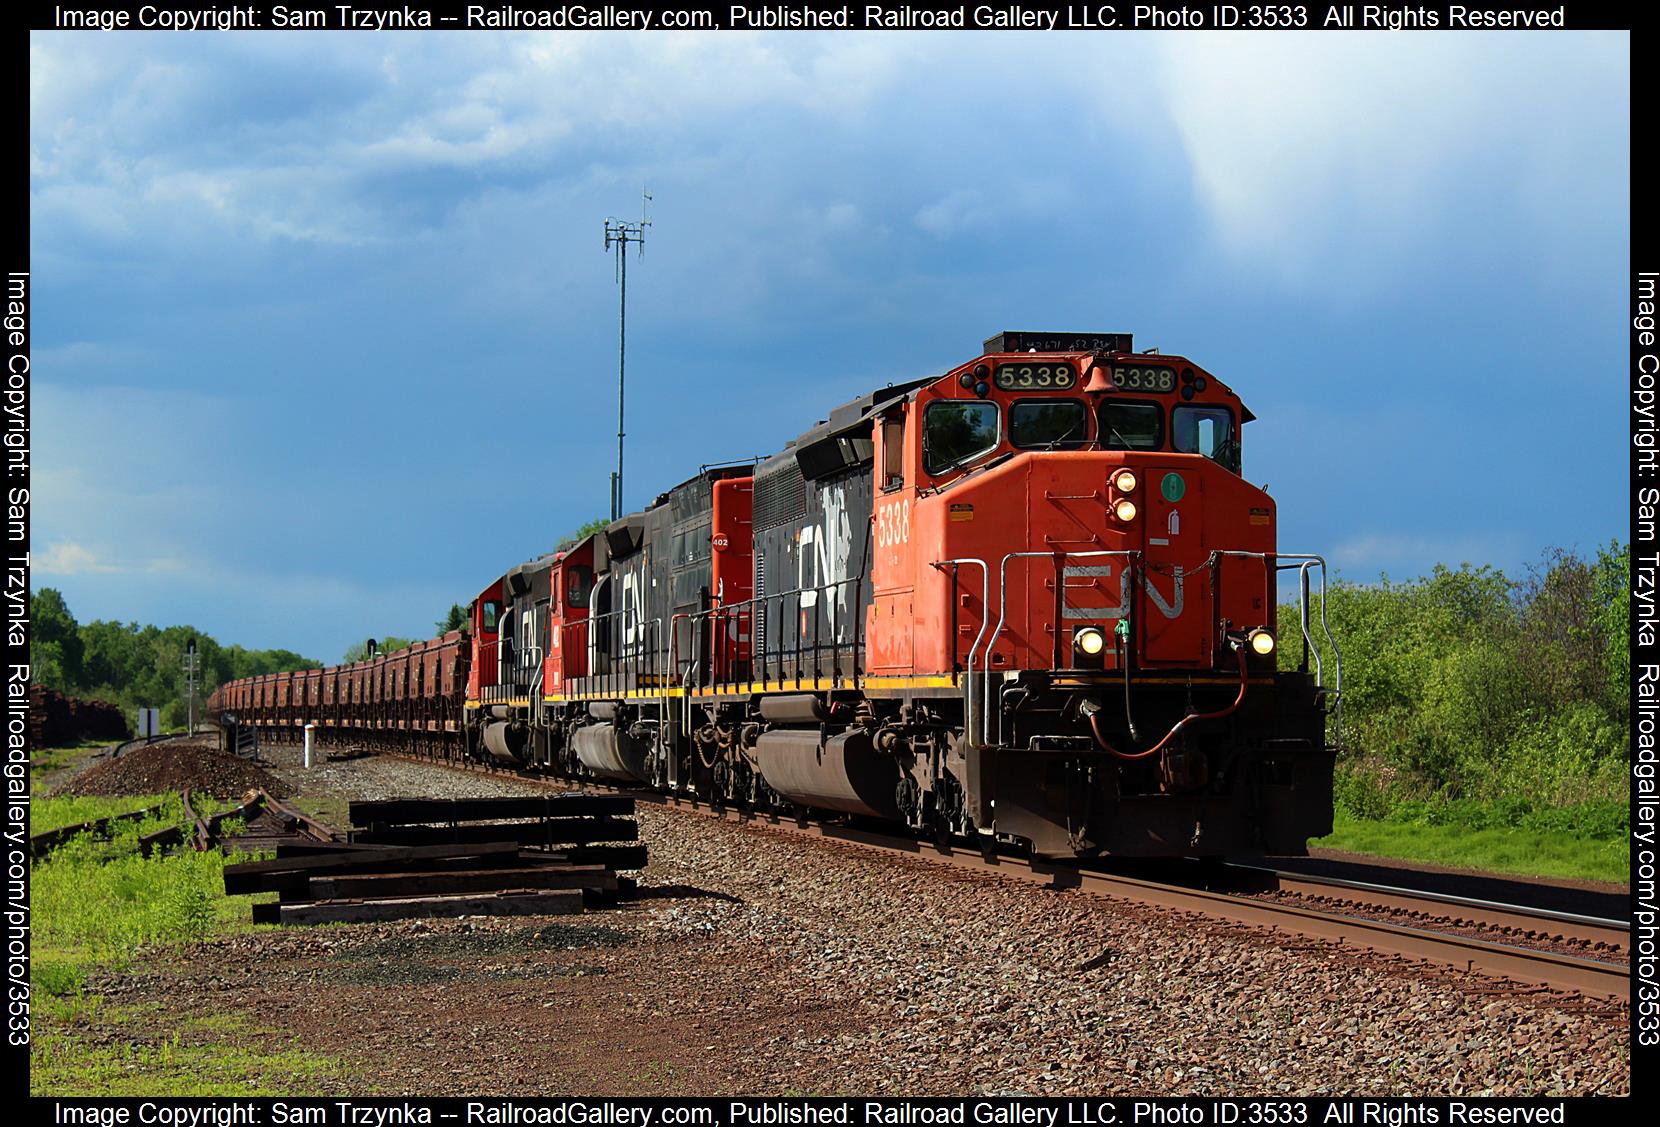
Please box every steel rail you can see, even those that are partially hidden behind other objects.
[256,788,343,843]
[1218,862,1629,954]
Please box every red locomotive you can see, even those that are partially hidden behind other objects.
[212,331,1342,858]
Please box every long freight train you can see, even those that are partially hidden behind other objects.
[210,331,1342,858]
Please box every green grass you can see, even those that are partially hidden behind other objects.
[30,739,120,779]
[31,807,252,987]
[31,1004,359,1096]
[1314,809,1629,885]
[30,792,177,836]
[29,792,353,1095]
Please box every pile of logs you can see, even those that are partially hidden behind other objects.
[31,687,130,747]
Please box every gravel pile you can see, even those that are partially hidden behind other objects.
[59,739,288,800]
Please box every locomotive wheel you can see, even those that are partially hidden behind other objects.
[731,757,755,808]
[710,757,731,809]
[973,826,998,864]
[930,769,965,849]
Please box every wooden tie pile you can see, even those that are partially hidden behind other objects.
[221,794,642,925]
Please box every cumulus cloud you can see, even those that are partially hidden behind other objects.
[33,542,185,577]
[33,542,117,575]
[27,33,931,251]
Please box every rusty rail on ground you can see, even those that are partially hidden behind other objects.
[141,789,267,856]
[256,789,342,843]
[29,802,168,857]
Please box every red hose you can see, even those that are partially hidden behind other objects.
[1089,645,1251,761]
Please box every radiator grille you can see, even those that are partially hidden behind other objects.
[753,461,806,533]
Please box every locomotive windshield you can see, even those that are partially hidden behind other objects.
[924,400,999,474]
[1010,400,1088,450]
[1172,405,1239,472]
[1099,401,1163,450]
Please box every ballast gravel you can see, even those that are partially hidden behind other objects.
[76,751,1630,1096]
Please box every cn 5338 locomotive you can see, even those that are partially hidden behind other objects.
[213,331,1342,858]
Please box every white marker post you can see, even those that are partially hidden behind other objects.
[303,722,316,769]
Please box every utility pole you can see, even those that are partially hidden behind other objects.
[603,190,651,520]
[183,636,198,736]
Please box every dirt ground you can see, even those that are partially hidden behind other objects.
[97,912,861,1095]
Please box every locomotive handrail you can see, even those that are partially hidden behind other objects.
[671,574,865,693]
[555,610,666,700]
[513,644,544,689]
[669,610,696,776]
[984,549,1141,748]
[930,558,989,749]
[472,637,545,699]
[1210,550,1344,744]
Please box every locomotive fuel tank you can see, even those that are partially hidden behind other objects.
[754,727,902,819]
[482,718,527,765]
[572,720,653,783]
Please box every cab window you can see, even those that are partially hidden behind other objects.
[880,416,905,491]
[1010,400,1088,450]
[481,600,500,632]
[566,567,592,609]
[1099,401,1163,450]
[923,400,999,475]
[1172,405,1239,472]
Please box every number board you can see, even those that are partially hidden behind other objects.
[983,331,1133,354]
[995,363,1077,391]
[1112,365,1177,393]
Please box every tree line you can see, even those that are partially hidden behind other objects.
[29,590,479,730]
[29,588,319,731]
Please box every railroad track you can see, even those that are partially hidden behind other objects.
[367,748,1631,1001]
[1217,861,1629,961]
[662,803,1630,1002]
[102,732,195,759]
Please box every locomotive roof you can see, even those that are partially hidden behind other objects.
[651,462,755,510]
[756,375,938,480]
[793,375,938,449]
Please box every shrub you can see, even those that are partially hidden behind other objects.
[1292,545,1629,832]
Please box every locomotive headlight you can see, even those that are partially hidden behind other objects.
[1113,499,1138,522]
[1248,628,1275,656]
[1074,627,1106,657]
[1111,469,1138,493]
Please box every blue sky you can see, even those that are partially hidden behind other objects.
[30,31,1630,662]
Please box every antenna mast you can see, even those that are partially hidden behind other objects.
[182,636,198,736]
[603,190,652,520]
